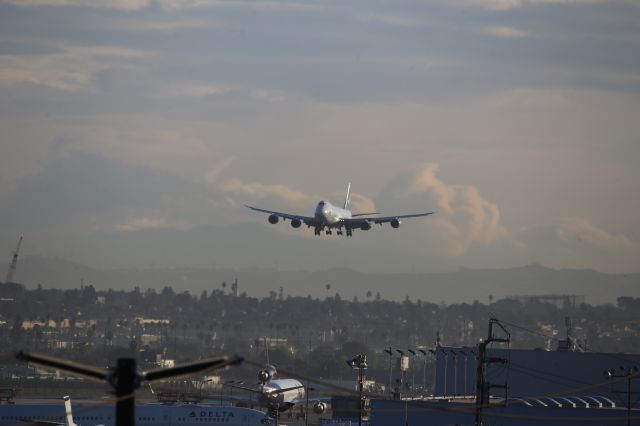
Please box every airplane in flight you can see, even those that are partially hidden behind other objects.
[246,183,434,237]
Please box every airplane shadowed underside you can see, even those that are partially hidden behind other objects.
[246,183,434,236]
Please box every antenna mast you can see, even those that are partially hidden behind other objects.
[5,235,23,284]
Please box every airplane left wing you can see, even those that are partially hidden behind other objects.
[245,205,317,226]
[342,211,434,226]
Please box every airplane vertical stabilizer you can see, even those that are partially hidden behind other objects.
[64,396,78,426]
[344,183,351,209]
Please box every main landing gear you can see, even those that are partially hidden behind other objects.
[314,227,352,237]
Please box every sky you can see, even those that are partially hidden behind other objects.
[0,0,639,275]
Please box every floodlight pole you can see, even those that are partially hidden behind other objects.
[114,358,137,426]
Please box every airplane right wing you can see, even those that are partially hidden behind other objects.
[245,205,318,226]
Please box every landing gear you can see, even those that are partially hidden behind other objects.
[325,230,332,235]
[337,229,343,236]
[314,227,321,236]
[346,228,353,237]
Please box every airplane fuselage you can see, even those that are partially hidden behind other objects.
[0,402,270,426]
[261,378,306,408]
[314,200,352,226]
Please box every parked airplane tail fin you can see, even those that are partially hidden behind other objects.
[344,182,351,209]
[64,396,78,426]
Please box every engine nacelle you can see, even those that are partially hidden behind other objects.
[268,214,279,225]
[360,222,371,231]
[258,364,278,384]
[313,401,327,414]
[390,218,401,229]
[291,218,302,228]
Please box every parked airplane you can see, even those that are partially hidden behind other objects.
[224,364,327,417]
[0,396,271,426]
[246,183,434,236]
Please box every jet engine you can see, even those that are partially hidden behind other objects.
[390,218,401,229]
[268,214,279,224]
[291,218,302,228]
[360,222,371,231]
[313,401,327,414]
[258,365,278,383]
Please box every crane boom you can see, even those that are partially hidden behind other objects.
[5,235,23,283]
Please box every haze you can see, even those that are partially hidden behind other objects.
[1,0,639,277]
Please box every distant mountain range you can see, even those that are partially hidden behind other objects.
[2,256,638,305]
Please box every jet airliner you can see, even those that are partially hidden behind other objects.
[246,183,433,236]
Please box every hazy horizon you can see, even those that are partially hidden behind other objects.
[1,1,639,279]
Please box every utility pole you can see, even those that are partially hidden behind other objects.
[604,366,639,426]
[347,354,368,426]
[5,235,23,283]
[475,318,510,426]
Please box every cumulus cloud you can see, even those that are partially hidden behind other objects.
[220,179,316,210]
[379,163,510,257]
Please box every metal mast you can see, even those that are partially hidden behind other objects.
[5,235,23,283]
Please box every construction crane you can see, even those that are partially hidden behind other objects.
[5,235,23,284]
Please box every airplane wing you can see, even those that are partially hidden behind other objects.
[342,211,434,226]
[245,205,317,226]
[266,385,305,395]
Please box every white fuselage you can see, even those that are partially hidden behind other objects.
[260,378,306,407]
[0,402,270,426]
[314,201,351,226]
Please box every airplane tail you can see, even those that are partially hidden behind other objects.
[343,182,351,209]
[64,396,78,426]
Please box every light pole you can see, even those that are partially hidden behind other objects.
[408,349,417,396]
[441,349,448,397]
[451,350,458,396]
[396,349,407,396]
[459,350,468,395]
[384,347,394,396]
[347,354,368,426]
[418,349,427,395]
[604,365,639,426]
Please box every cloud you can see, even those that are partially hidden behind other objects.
[3,0,318,11]
[220,178,315,209]
[203,156,237,184]
[110,18,213,32]
[116,216,190,231]
[482,26,531,39]
[455,0,631,10]
[0,43,152,91]
[3,0,151,11]
[518,217,640,272]
[175,84,286,103]
[378,163,510,257]
[356,14,418,27]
